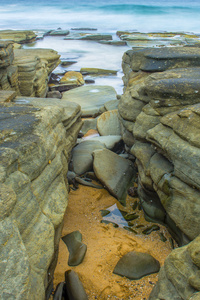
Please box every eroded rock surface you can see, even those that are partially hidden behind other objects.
[0,99,82,299]
[119,45,200,299]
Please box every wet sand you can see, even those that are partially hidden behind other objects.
[53,183,173,299]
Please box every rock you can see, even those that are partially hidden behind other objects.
[80,118,97,135]
[65,270,88,300]
[71,27,97,31]
[60,60,77,67]
[71,140,106,175]
[150,236,200,300]
[98,40,127,46]
[46,91,62,99]
[13,48,60,97]
[47,30,70,36]
[64,33,112,40]
[0,90,17,102]
[104,99,120,111]
[113,251,160,280]
[83,135,122,150]
[14,48,60,74]
[62,231,87,266]
[0,41,14,68]
[53,282,66,300]
[60,71,85,86]
[62,85,117,117]
[93,148,135,202]
[97,109,121,136]
[0,30,36,43]
[80,68,117,75]
[127,47,200,72]
[0,99,82,298]
[0,218,31,299]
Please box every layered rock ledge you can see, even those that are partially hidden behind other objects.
[0,96,82,299]
[119,46,200,299]
[0,40,60,97]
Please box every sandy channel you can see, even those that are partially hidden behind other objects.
[53,182,173,300]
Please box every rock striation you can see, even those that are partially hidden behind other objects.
[0,41,60,98]
[0,97,82,299]
[119,46,200,299]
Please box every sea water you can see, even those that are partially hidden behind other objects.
[1,0,200,93]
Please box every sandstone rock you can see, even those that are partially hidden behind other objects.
[98,40,127,46]
[62,85,117,117]
[113,251,160,280]
[0,218,31,299]
[93,148,135,202]
[71,140,106,175]
[64,33,112,40]
[13,48,60,97]
[0,41,14,68]
[0,100,82,298]
[0,30,36,43]
[127,47,200,72]
[46,91,62,99]
[97,109,121,136]
[48,30,70,36]
[60,71,85,86]
[83,135,122,150]
[80,118,97,135]
[0,90,17,102]
[80,68,117,75]
[104,99,119,111]
[150,236,200,300]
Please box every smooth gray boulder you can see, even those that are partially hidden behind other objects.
[97,109,121,136]
[113,251,160,280]
[62,85,117,117]
[71,140,106,175]
[93,148,135,201]
[83,135,122,150]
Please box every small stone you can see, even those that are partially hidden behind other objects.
[62,231,87,266]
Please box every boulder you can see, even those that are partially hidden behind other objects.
[113,251,160,280]
[93,148,135,202]
[71,140,106,175]
[62,85,117,117]
[83,135,122,150]
[97,109,121,136]
[150,236,200,300]
[60,71,85,86]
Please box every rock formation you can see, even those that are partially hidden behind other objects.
[0,39,60,98]
[0,95,82,299]
[119,46,200,299]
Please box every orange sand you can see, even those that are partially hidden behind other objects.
[53,184,173,300]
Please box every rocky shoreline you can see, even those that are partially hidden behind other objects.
[1,29,200,299]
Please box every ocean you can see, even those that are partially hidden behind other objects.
[1,0,200,93]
